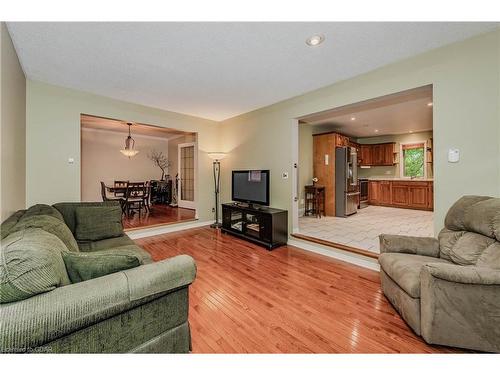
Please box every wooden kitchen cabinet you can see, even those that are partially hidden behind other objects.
[392,183,409,206]
[335,134,350,147]
[359,143,395,166]
[382,143,395,165]
[360,145,372,166]
[368,181,380,204]
[427,182,434,210]
[408,183,428,209]
[368,180,433,210]
[313,133,337,216]
[379,181,392,204]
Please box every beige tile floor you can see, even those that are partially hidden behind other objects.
[298,205,434,254]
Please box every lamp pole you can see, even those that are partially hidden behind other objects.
[210,158,222,228]
[207,152,226,229]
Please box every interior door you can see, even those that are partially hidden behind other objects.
[178,142,196,209]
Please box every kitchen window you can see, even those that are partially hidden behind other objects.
[401,142,425,178]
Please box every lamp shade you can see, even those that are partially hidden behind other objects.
[208,152,227,161]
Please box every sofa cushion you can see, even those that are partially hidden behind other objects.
[378,253,450,298]
[13,215,79,253]
[1,209,26,240]
[77,234,135,252]
[444,195,492,232]
[62,251,140,283]
[463,198,500,241]
[74,206,123,241]
[53,201,120,234]
[0,229,71,303]
[476,242,500,269]
[438,228,466,262]
[439,229,495,266]
[24,204,64,222]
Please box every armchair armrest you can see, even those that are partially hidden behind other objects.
[420,263,500,352]
[379,234,440,257]
[422,263,500,285]
[0,255,196,352]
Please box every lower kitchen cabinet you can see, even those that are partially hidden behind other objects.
[379,181,392,205]
[391,183,409,206]
[368,180,433,210]
[408,183,428,209]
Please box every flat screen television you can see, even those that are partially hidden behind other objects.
[232,170,270,206]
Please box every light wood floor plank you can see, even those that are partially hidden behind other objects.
[136,227,464,353]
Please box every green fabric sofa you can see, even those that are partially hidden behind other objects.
[379,195,500,353]
[0,202,196,353]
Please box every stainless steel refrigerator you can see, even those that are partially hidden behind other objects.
[335,146,359,217]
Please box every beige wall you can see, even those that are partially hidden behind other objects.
[81,129,171,201]
[1,23,26,221]
[220,30,500,234]
[26,80,220,222]
[357,130,434,179]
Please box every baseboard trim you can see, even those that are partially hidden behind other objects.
[127,220,213,239]
[287,238,380,272]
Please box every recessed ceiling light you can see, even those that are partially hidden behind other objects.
[350,117,356,121]
[306,34,325,47]
[409,130,414,133]
[427,102,433,107]
[374,129,379,133]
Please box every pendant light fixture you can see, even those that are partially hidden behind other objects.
[120,122,139,158]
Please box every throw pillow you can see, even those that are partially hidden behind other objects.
[13,214,79,252]
[74,206,123,241]
[0,229,71,303]
[62,251,140,283]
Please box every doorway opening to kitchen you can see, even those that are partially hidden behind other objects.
[80,114,198,230]
[294,85,434,256]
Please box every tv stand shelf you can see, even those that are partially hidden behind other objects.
[221,203,288,250]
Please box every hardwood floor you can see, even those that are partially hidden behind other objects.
[136,227,463,353]
[123,204,196,229]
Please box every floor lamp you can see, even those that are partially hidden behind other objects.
[208,152,227,228]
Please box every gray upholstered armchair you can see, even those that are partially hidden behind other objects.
[379,195,500,353]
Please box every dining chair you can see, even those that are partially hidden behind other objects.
[100,182,125,213]
[124,182,145,218]
[113,180,129,197]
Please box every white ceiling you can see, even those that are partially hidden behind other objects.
[7,22,498,121]
[302,85,433,138]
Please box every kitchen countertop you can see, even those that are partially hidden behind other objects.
[361,177,434,182]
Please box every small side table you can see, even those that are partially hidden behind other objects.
[304,185,325,218]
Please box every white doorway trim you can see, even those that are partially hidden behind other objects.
[291,119,299,234]
[178,141,197,210]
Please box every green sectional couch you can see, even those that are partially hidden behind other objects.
[0,202,196,353]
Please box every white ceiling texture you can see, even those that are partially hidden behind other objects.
[7,22,498,121]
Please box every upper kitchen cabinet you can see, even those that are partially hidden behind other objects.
[335,134,350,147]
[359,143,395,166]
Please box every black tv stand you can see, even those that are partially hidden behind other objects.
[221,203,288,250]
